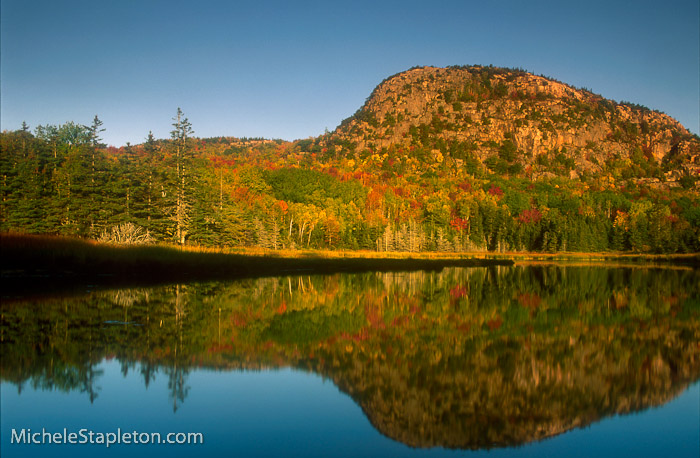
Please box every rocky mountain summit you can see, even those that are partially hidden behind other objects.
[330,66,699,184]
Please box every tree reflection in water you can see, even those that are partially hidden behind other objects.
[1,265,698,448]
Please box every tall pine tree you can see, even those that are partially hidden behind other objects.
[170,108,194,245]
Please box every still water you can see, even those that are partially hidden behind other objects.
[1,264,699,457]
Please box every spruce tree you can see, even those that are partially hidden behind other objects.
[142,131,168,238]
[170,108,194,245]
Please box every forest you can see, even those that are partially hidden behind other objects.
[1,102,699,254]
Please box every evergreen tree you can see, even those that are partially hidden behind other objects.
[170,108,194,245]
[87,115,107,234]
[141,131,169,238]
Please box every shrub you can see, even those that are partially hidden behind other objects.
[98,222,154,245]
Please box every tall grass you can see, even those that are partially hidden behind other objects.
[1,233,517,295]
[3,232,696,271]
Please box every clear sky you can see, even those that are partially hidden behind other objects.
[2,0,698,146]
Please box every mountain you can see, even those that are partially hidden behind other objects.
[1,65,699,253]
[325,65,698,184]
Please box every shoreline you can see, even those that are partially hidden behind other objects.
[2,233,698,299]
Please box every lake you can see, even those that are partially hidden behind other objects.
[1,264,699,457]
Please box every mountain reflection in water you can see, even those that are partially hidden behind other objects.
[1,265,699,449]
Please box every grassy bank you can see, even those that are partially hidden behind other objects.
[2,233,698,298]
[1,233,513,296]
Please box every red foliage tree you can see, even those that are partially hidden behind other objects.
[488,185,503,197]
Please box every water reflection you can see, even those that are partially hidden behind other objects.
[1,265,699,449]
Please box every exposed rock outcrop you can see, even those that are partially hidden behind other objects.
[331,66,699,180]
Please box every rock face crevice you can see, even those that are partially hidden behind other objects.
[331,66,699,181]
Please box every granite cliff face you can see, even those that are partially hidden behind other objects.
[330,66,699,182]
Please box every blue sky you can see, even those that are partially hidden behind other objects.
[2,0,698,146]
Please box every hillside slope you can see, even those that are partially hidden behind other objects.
[326,65,698,183]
